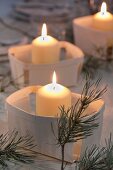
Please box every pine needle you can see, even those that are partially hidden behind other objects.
[51,76,106,170]
[55,77,106,147]
[0,131,36,169]
[78,134,113,170]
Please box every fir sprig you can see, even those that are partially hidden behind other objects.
[52,77,106,170]
[0,131,36,169]
[103,134,113,169]
[78,145,105,170]
[82,42,113,78]
[82,55,113,79]
[78,134,113,170]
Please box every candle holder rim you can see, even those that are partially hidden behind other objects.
[8,41,84,66]
[6,86,105,119]
[73,15,113,33]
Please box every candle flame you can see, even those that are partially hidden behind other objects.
[52,71,57,90]
[41,23,47,37]
[101,2,107,15]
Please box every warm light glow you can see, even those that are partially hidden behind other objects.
[52,71,57,89]
[101,2,107,15]
[41,23,47,37]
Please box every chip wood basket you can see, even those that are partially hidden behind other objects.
[6,86,105,162]
[8,41,84,87]
[73,16,113,57]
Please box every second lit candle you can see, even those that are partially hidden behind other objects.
[32,23,60,64]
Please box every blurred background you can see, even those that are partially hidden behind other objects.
[0,0,112,43]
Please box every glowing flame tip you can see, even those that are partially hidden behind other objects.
[52,71,57,85]
[52,71,57,90]
[41,23,47,37]
[101,2,107,15]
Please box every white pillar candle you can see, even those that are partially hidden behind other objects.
[93,2,113,31]
[36,71,71,117]
[32,23,60,64]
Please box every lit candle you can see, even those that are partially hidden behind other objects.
[36,71,71,117]
[32,23,60,64]
[93,2,113,31]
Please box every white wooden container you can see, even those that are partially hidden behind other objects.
[8,41,84,87]
[6,86,105,162]
[73,16,113,57]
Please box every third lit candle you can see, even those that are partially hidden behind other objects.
[93,2,113,31]
[32,23,60,64]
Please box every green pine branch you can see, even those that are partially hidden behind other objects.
[103,134,113,169]
[78,134,113,170]
[0,131,36,169]
[52,76,106,170]
[78,145,105,170]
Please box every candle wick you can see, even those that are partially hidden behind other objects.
[102,11,105,15]
[53,86,56,90]
[42,37,45,40]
